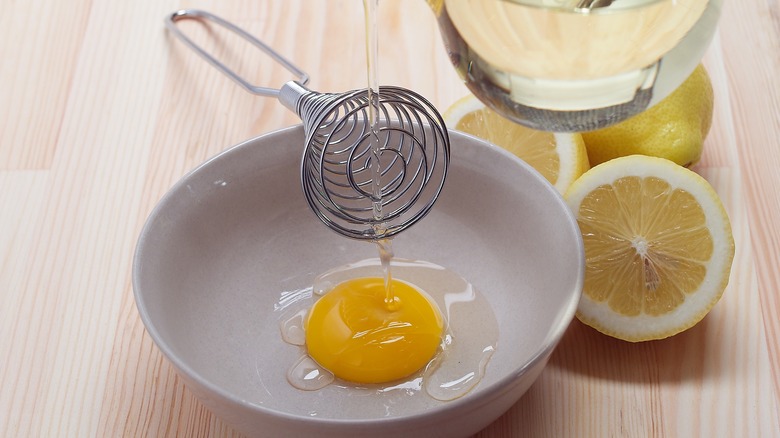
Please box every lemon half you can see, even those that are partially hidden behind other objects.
[444,94,589,194]
[565,155,734,342]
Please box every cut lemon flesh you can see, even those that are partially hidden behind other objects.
[565,155,734,341]
[444,94,588,194]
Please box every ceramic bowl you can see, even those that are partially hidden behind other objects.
[133,126,583,438]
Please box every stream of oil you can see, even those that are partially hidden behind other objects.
[363,0,395,306]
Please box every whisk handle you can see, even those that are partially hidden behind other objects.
[165,9,310,97]
[278,81,312,115]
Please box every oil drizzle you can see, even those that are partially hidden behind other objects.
[363,0,396,312]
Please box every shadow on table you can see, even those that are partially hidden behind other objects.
[549,315,719,383]
[474,316,722,437]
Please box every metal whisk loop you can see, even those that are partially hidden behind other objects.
[166,9,450,240]
[285,84,449,240]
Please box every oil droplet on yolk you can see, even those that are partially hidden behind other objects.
[304,277,444,384]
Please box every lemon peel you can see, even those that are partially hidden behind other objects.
[582,64,714,168]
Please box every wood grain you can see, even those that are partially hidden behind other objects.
[715,0,780,404]
[0,0,778,437]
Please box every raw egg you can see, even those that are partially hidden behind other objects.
[305,277,443,384]
[278,258,499,402]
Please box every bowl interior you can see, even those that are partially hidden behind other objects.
[133,126,582,421]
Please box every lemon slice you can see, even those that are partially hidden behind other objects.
[564,155,735,342]
[444,94,589,194]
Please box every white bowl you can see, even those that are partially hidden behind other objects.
[133,126,583,438]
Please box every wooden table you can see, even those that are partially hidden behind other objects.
[2,0,778,436]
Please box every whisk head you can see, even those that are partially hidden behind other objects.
[281,83,450,240]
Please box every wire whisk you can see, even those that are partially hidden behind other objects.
[166,9,449,240]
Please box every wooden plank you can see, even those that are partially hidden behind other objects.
[0,0,90,169]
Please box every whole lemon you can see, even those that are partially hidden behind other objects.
[582,64,714,167]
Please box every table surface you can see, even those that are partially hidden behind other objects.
[2,0,779,436]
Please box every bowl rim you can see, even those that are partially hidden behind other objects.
[132,124,583,427]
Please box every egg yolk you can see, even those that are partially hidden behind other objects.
[305,277,444,384]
